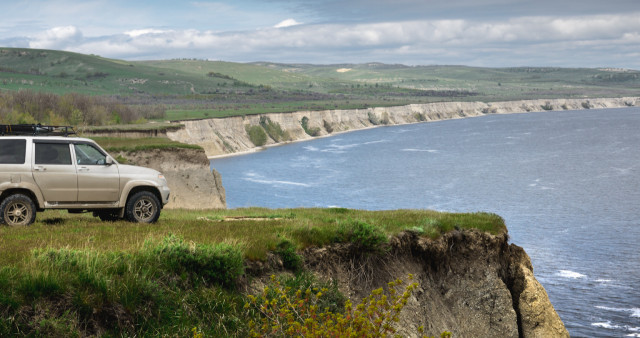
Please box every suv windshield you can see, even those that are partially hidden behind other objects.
[74,143,108,165]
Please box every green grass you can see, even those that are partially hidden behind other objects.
[91,137,202,152]
[0,207,505,336]
[0,208,506,266]
[0,48,256,96]
[80,123,183,132]
[164,100,357,120]
[245,125,267,146]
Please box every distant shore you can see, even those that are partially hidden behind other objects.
[164,97,640,159]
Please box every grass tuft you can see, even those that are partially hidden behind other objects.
[274,236,303,272]
[147,234,244,288]
[335,219,388,253]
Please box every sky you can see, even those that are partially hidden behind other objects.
[1,0,639,68]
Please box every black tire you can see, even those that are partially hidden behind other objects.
[0,194,37,226]
[125,191,161,223]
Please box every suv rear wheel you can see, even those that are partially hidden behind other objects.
[125,191,161,223]
[0,194,37,226]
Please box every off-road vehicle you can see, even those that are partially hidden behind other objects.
[0,124,170,226]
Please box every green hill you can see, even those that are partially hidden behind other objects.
[1,47,639,123]
[0,48,254,96]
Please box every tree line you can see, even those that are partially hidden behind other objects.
[0,90,165,126]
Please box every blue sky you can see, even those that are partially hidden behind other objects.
[1,0,639,68]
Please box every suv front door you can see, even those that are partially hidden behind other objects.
[73,143,120,202]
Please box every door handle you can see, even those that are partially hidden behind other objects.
[78,166,90,172]
[34,166,46,171]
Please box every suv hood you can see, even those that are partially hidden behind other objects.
[117,164,161,176]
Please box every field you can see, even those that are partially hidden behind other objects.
[0,208,504,336]
[1,48,639,125]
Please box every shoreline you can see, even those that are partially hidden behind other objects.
[165,97,639,159]
[206,123,383,160]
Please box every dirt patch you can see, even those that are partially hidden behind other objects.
[196,216,283,222]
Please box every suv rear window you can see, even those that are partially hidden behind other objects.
[0,139,26,164]
[35,143,72,165]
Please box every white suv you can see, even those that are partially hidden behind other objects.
[0,125,170,226]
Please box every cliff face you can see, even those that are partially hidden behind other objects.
[113,148,226,209]
[290,230,568,338]
[167,97,639,158]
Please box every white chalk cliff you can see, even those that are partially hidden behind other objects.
[167,97,639,158]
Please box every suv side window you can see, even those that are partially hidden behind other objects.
[34,143,72,165]
[74,143,107,165]
[0,139,26,164]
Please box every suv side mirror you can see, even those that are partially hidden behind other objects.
[105,157,114,166]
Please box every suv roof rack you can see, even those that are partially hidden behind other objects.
[0,124,77,137]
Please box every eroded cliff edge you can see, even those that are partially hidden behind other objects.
[167,97,639,158]
[251,229,569,337]
[113,148,226,209]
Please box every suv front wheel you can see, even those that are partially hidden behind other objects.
[0,194,37,226]
[125,191,161,223]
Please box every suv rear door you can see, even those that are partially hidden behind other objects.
[32,140,77,202]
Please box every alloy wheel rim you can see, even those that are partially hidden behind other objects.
[134,198,154,221]
[7,202,29,225]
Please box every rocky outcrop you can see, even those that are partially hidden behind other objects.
[255,229,569,337]
[167,97,639,158]
[113,148,226,209]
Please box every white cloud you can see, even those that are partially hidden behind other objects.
[125,29,169,38]
[28,25,83,49]
[14,12,640,68]
[274,19,302,28]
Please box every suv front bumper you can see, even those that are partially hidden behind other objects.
[159,185,170,205]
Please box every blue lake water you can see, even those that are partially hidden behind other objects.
[211,107,640,337]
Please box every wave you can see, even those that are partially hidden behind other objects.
[595,279,613,283]
[591,321,640,336]
[592,321,623,330]
[401,148,438,153]
[389,128,412,134]
[318,140,387,154]
[244,177,311,187]
[243,172,311,187]
[556,270,587,279]
[596,306,640,318]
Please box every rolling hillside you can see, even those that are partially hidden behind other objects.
[1,47,639,122]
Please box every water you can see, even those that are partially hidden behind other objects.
[211,107,640,337]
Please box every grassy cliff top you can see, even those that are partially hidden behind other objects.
[0,207,505,266]
[91,136,202,152]
[79,123,184,133]
[0,207,505,336]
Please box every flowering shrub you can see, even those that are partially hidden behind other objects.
[245,274,451,337]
